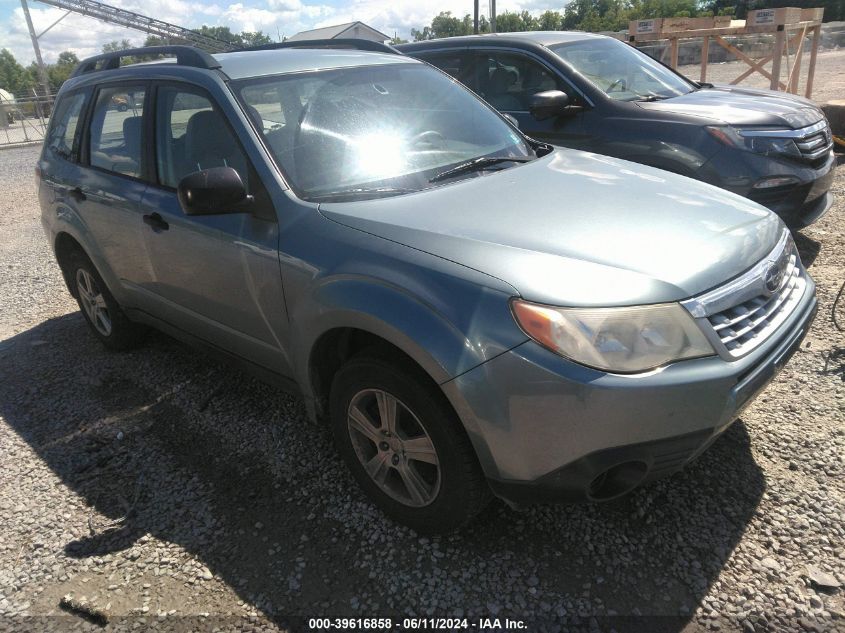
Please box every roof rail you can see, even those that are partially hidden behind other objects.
[238,38,401,55]
[71,45,221,78]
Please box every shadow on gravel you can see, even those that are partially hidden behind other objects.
[793,231,821,268]
[0,313,767,632]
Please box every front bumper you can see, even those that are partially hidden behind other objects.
[698,147,835,229]
[443,277,817,505]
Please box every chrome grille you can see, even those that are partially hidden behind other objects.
[795,122,833,163]
[707,251,803,356]
[681,231,807,359]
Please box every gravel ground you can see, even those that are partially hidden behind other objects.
[676,48,845,105]
[0,140,843,633]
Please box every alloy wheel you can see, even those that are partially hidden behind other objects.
[346,388,441,507]
[76,268,112,337]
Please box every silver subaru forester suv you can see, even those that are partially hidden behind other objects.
[38,43,817,533]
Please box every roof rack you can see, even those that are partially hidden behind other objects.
[237,38,401,55]
[71,45,221,78]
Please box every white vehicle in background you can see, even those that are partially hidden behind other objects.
[0,88,16,127]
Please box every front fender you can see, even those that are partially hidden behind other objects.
[291,273,527,395]
[289,273,527,476]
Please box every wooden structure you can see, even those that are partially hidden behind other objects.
[629,8,825,98]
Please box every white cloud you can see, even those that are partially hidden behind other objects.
[267,0,303,10]
[1,6,144,66]
[221,3,279,31]
[309,0,569,40]
[0,0,572,71]
[220,1,335,40]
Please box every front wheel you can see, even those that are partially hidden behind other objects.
[330,354,491,533]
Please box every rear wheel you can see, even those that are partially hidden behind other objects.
[69,253,145,350]
[330,354,491,533]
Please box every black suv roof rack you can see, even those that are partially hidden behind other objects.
[71,45,221,78]
[238,38,401,55]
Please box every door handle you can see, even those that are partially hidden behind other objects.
[142,212,169,232]
[68,187,86,202]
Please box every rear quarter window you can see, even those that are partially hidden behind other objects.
[45,92,88,161]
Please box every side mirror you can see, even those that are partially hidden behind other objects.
[502,113,520,129]
[177,166,251,215]
[529,90,578,121]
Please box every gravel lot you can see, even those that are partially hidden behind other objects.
[677,48,845,105]
[0,137,843,632]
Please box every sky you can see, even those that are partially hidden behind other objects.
[0,0,567,65]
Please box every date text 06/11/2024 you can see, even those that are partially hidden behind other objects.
[307,618,528,629]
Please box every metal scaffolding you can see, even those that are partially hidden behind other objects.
[34,0,238,52]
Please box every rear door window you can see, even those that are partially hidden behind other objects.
[88,85,146,178]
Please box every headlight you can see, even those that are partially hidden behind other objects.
[511,300,715,373]
[706,126,801,159]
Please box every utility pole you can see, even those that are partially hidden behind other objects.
[490,0,497,33]
[474,0,479,34]
[20,0,53,104]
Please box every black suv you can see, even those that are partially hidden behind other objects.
[399,32,836,228]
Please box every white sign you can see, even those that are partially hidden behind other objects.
[636,19,656,33]
[753,10,776,24]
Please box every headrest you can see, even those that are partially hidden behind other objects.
[185,110,238,163]
[122,116,142,154]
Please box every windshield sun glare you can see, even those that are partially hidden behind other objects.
[236,63,535,201]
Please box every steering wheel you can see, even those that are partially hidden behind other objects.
[607,78,627,93]
[409,130,445,148]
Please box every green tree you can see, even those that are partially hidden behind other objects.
[705,0,842,21]
[239,31,273,47]
[628,0,701,19]
[143,35,189,47]
[194,25,240,44]
[0,48,34,95]
[47,51,79,91]
[145,29,273,52]
[413,11,498,40]
[56,51,79,66]
[495,10,539,32]
[537,10,564,30]
[431,11,472,37]
[102,39,134,53]
[413,11,474,40]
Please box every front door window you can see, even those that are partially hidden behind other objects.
[478,52,566,112]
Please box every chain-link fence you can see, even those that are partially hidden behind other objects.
[0,91,55,148]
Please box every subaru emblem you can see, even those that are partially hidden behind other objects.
[763,261,785,294]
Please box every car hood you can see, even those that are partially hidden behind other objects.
[638,85,824,129]
[319,150,783,307]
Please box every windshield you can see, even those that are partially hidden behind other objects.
[234,63,534,201]
[550,38,695,102]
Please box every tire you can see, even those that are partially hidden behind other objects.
[117,104,128,112]
[330,353,491,533]
[68,251,145,351]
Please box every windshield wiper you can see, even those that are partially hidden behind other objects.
[307,187,417,202]
[429,156,532,184]
[636,93,669,102]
